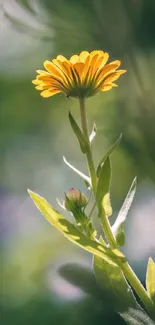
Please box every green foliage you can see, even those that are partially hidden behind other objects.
[28,190,124,264]
[89,122,97,144]
[97,134,122,177]
[59,262,155,325]
[112,178,137,247]
[121,307,155,325]
[93,256,137,312]
[69,112,88,153]
[146,258,155,303]
[96,157,112,217]
[63,156,91,186]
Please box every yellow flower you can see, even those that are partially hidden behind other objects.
[32,50,126,98]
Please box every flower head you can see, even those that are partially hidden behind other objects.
[32,50,126,99]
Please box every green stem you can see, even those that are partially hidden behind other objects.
[100,210,155,319]
[79,97,97,194]
[120,261,155,319]
[100,213,117,249]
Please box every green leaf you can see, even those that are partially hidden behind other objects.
[146,257,155,303]
[96,157,112,217]
[112,178,137,246]
[63,156,91,187]
[97,134,122,177]
[59,263,155,324]
[93,256,137,313]
[28,190,125,264]
[121,307,155,325]
[69,111,88,153]
[89,122,97,144]
[59,264,155,324]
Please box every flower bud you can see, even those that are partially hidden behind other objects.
[65,188,87,212]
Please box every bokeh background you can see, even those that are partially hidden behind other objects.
[0,0,155,324]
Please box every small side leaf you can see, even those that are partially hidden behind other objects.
[63,156,91,187]
[69,111,88,154]
[89,122,97,144]
[96,157,112,217]
[112,177,137,246]
[93,256,137,313]
[28,190,125,264]
[146,257,155,303]
[97,134,122,177]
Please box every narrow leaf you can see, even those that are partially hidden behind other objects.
[96,157,112,217]
[28,190,125,264]
[94,256,137,313]
[56,198,66,210]
[89,122,97,144]
[69,111,88,153]
[121,307,155,325]
[112,177,137,246]
[97,134,122,177]
[146,257,155,303]
[63,156,91,186]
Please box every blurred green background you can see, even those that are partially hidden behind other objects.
[0,0,155,324]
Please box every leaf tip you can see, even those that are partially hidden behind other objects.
[148,257,154,265]
[119,133,123,140]
[133,176,137,186]
[27,189,36,200]
[27,188,32,195]
[68,111,72,119]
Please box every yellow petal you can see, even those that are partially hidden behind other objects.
[81,55,91,80]
[96,63,118,82]
[73,62,85,77]
[32,79,42,85]
[90,54,99,67]
[53,58,65,70]
[90,50,104,57]
[88,54,100,80]
[98,52,109,69]
[109,60,121,68]
[117,69,127,74]
[36,70,50,75]
[56,55,68,62]
[35,85,48,90]
[79,51,89,63]
[100,84,113,91]
[104,70,126,84]
[70,55,79,64]
[61,61,73,80]
[91,55,108,75]
[111,83,118,87]
[41,89,61,98]
[44,60,64,79]
[50,78,68,91]
[53,59,72,80]
[37,76,52,82]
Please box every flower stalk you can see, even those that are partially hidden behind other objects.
[79,97,97,194]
